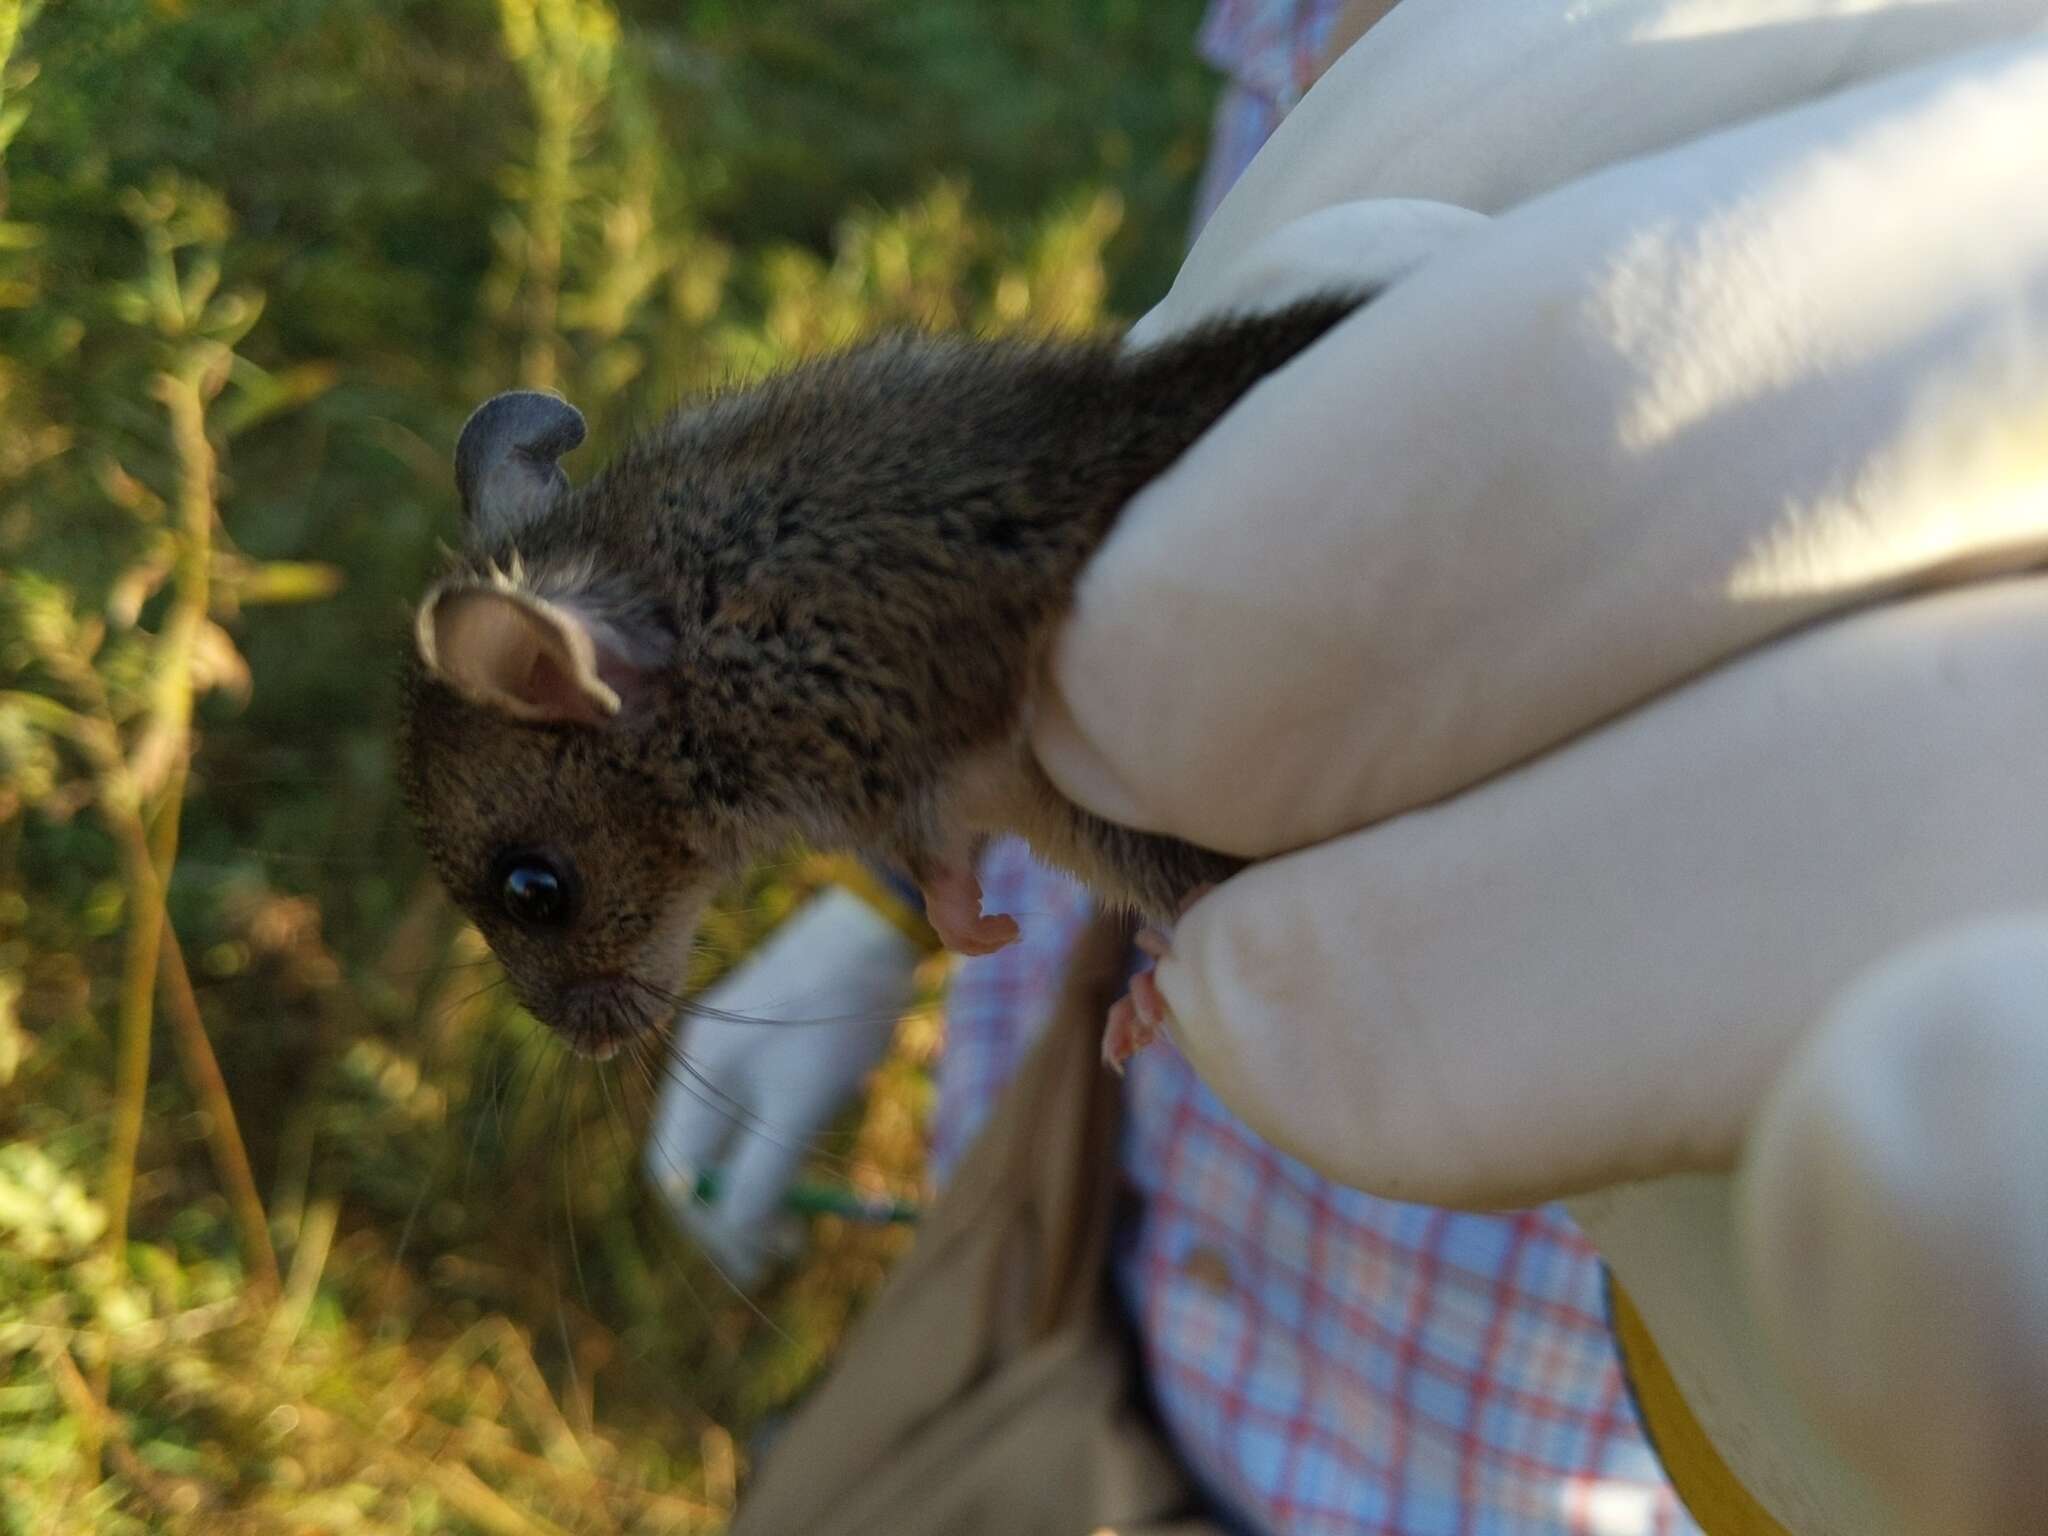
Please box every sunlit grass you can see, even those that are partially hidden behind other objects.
[0,0,1208,1527]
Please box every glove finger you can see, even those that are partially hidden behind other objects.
[1124,198,1489,350]
[1157,574,2048,1207]
[1739,915,2048,1536]
[1040,40,2048,857]
[1176,0,2048,307]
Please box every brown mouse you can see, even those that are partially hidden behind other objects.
[398,294,1365,1061]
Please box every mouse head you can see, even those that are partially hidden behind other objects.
[399,391,719,1058]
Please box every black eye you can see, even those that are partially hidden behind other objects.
[492,850,576,929]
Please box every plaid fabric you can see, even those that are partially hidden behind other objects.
[926,838,1097,1185]
[1190,0,1342,234]
[934,845,1695,1536]
[932,14,1701,1529]
[1198,0,1343,110]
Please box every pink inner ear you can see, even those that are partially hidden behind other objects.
[525,649,613,726]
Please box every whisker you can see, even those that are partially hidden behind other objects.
[555,1076,595,1315]
[462,1026,536,1201]
[622,1031,665,1111]
[650,1043,828,1160]
[443,974,513,1015]
[622,980,854,1164]
[648,1048,863,1180]
[497,1029,553,1147]
[635,1094,793,1343]
[379,957,501,979]
[218,849,395,868]
[627,971,932,1032]
[553,1295,583,1440]
[393,1105,458,1280]
[591,1060,638,1186]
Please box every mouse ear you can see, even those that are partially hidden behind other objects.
[415,583,624,727]
[454,391,586,541]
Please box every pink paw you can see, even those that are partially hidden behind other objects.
[920,865,1022,957]
[1102,967,1172,1074]
[1102,884,1215,1075]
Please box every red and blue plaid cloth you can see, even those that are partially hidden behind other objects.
[1191,0,1347,230]
[931,12,1699,1529]
[933,844,1693,1536]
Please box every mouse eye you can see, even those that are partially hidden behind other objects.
[492,850,577,929]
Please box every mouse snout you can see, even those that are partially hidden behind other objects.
[552,973,665,1059]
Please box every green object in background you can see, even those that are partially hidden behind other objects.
[0,0,1206,1524]
[691,1167,922,1225]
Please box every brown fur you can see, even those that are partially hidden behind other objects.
[399,296,1365,1049]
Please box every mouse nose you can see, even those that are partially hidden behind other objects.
[555,974,657,1058]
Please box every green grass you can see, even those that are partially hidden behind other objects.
[0,0,1214,1527]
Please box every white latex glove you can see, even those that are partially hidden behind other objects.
[1738,916,2048,1536]
[1029,7,2048,1205]
[1567,915,2048,1536]
[1158,0,2048,310]
[646,885,919,1289]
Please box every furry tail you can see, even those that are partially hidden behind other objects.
[1017,295,1367,913]
[1091,292,1369,537]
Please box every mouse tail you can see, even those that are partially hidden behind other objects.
[1088,291,1369,537]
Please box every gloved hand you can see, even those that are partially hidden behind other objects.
[1030,0,2048,1207]
[645,883,923,1289]
[1028,6,2048,1529]
[1737,915,2048,1536]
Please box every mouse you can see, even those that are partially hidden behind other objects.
[398,292,1367,1068]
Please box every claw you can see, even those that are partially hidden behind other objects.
[1129,967,1170,1033]
[1103,995,1145,1076]
[1101,883,1217,1071]
[1102,971,1169,1072]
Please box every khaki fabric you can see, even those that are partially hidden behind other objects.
[728,911,1225,1536]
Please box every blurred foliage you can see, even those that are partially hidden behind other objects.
[0,0,1214,1529]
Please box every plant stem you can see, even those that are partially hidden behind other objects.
[521,75,571,391]
[148,360,217,764]
[156,896,280,1297]
[102,359,272,1286]
[100,788,165,1268]
[95,790,281,1296]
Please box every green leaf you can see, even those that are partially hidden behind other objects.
[212,359,337,441]
[0,971,23,1085]
[227,560,345,607]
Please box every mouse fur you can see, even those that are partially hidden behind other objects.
[399,294,1365,1054]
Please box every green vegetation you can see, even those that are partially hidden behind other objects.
[0,1,1214,1528]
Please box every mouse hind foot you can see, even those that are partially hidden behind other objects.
[898,762,1241,1069]
[1042,800,1238,1073]
[1102,882,1215,1074]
